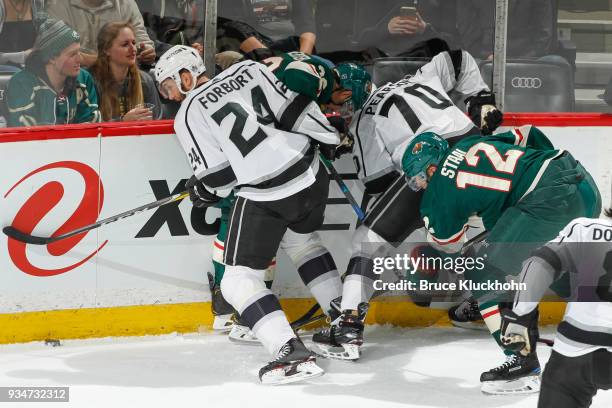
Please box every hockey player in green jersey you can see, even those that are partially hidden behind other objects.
[401,125,601,394]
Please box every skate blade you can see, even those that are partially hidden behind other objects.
[450,320,487,331]
[312,342,361,361]
[212,315,234,332]
[481,375,541,395]
[261,360,324,385]
[228,325,259,344]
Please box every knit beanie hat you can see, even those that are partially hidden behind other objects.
[34,18,81,63]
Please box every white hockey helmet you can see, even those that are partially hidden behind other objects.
[154,45,206,98]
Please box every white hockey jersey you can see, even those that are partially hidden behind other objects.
[350,50,488,191]
[174,60,340,201]
[515,217,612,357]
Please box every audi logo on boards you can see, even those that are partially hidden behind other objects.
[511,77,542,89]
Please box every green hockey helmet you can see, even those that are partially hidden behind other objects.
[335,63,372,112]
[402,132,449,191]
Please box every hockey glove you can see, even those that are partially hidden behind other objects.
[318,143,338,161]
[327,114,348,135]
[500,308,539,356]
[465,90,503,135]
[185,175,222,208]
[322,113,353,159]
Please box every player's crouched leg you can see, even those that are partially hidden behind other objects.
[538,350,598,408]
[221,265,323,384]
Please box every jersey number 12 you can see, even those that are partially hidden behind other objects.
[456,142,523,192]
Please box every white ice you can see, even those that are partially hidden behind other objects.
[0,326,610,408]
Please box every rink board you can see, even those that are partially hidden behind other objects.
[0,114,610,343]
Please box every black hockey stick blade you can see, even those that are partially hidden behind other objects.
[3,191,189,245]
[290,303,322,330]
[536,337,554,347]
[3,226,51,245]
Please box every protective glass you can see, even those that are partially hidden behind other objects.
[407,171,428,192]
[339,99,355,120]
[158,78,178,99]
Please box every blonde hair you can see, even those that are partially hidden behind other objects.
[90,22,143,121]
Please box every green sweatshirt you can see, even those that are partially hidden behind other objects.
[7,68,101,127]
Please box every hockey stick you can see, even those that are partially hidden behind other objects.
[3,191,189,245]
[319,155,365,221]
[290,303,326,331]
[292,232,494,331]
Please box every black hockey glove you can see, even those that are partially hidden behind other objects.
[321,114,353,159]
[327,114,348,135]
[465,90,503,135]
[318,143,338,161]
[185,175,222,208]
[500,308,539,356]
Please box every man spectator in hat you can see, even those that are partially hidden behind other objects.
[6,17,101,127]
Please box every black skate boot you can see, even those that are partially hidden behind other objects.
[448,296,485,330]
[259,337,324,385]
[208,272,235,332]
[228,312,258,343]
[312,301,368,361]
[480,352,541,395]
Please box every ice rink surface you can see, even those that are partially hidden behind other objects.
[0,326,610,408]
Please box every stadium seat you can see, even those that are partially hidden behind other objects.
[371,57,431,86]
[314,0,358,54]
[479,59,575,112]
[371,57,467,110]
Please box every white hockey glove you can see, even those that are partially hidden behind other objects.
[500,308,539,356]
[465,91,503,135]
[185,175,222,208]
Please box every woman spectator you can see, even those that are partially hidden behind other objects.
[89,22,161,122]
[0,0,45,72]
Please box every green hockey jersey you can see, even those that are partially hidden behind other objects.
[263,52,335,104]
[421,125,560,245]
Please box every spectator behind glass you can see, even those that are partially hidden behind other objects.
[457,0,554,60]
[351,0,460,58]
[6,17,101,127]
[46,0,155,68]
[136,0,204,57]
[0,0,45,72]
[89,22,161,121]
[217,0,316,55]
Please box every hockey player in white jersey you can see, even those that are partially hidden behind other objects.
[312,50,503,360]
[155,45,344,384]
[501,186,612,405]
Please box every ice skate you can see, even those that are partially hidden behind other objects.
[208,272,235,332]
[480,353,541,395]
[259,338,324,385]
[312,302,368,361]
[228,313,259,343]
